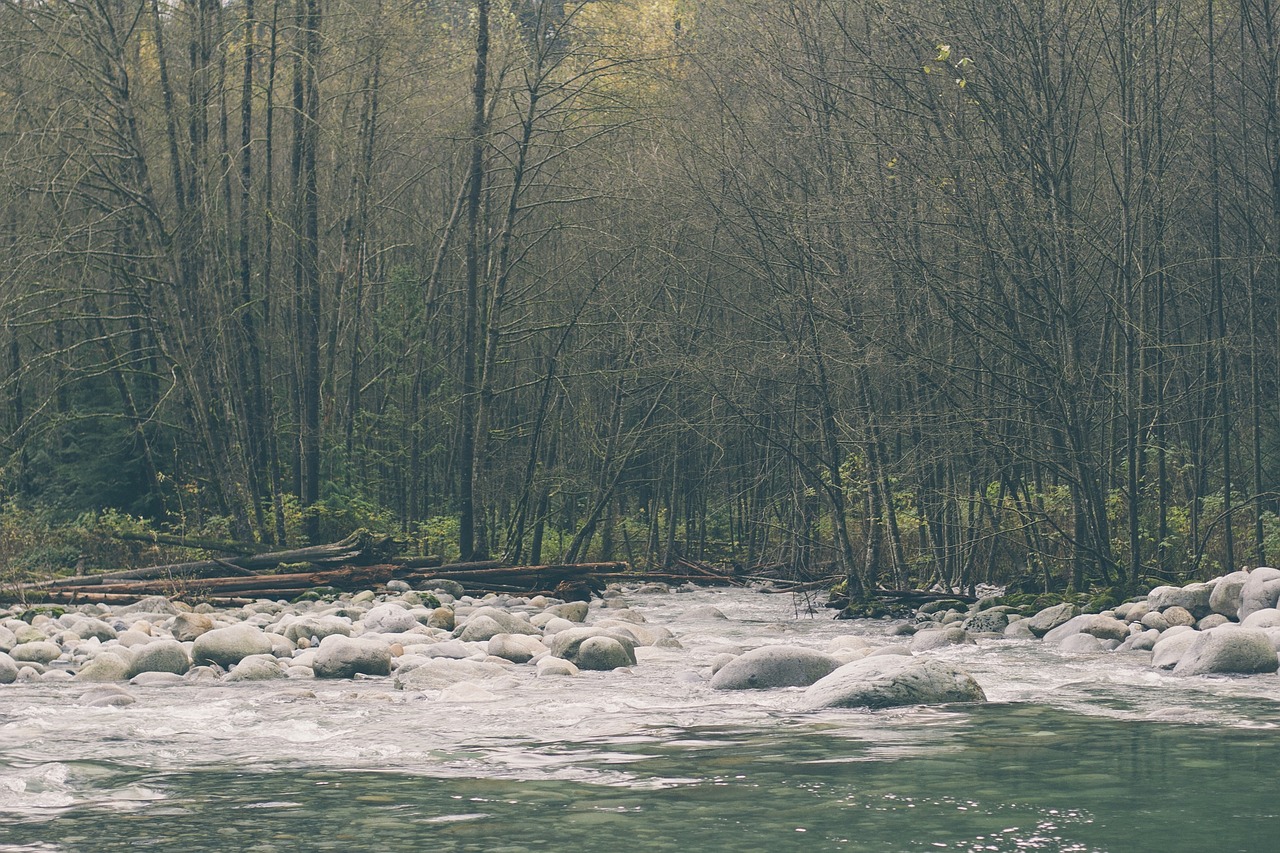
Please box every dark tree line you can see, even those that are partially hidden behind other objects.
[1,0,1278,596]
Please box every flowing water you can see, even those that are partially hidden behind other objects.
[2,588,1278,852]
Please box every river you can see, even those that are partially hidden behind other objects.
[2,587,1277,851]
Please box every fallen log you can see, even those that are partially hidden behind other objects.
[22,530,401,590]
[110,531,269,555]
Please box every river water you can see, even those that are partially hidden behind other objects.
[2,588,1278,851]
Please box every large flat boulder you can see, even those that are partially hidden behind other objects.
[1147,583,1214,619]
[709,645,841,690]
[800,655,986,710]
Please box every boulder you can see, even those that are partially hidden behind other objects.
[709,645,841,690]
[225,654,288,682]
[535,657,579,677]
[487,633,546,664]
[169,612,216,642]
[1172,626,1279,676]
[1147,583,1214,619]
[393,657,509,689]
[1162,606,1196,628]
[362,603,418,634]
[1241,608,1280,629]
[282,615,352,644]
[312,635,392,679]
[74,652,132,682]
[1238,568,1280,622]
[800,655,986,710]
[192,624,273,668]
[962,609,1010,634]
[1151,629,1201,669]
[548,627,637,667]
[1004,620,1036,639]
[910,626,974,652]
[1198,614,1231,631]
[1043,614,1129,644]
[127,640,191,677]
[1140,611,1170,631]
[0,651,18,684]
[9,641,62,664]
[574,636,635,671]
[1209,570,1251,619]
[1059,633,1105,653]
[1025,602,1080,637]
[1117,628,1160,652]
[71,619,117,642]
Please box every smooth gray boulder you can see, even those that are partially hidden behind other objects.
[709,645,841,690]
[362,603,418,634]
[1172,626,1279,676]
[575,636,635,671]
[1209,570,1250,618]
[393,657,508,689]
[1004,620,1036,639]
[225,654,288,682]
[1025,603,1080,637]
[1140,611,1170,631]
[192,624,273,668]
[1117,628,1160,652]
[70,619,117,642]
[312,635,392,679]
[1241,608,1280,629]
[544,601,589,622]
[1151,629,1201,669]
[1238,568,1280,622]
[282,615,352,644]
[1147,583,1214,619]
[800,655,986,710]
[487,633,546,664]
[9,641,62,664]
[113,596,180,617]
[1043,614,1129,644]
[0,651,17,683]
[74,652,132,682]
[1162,606,1196,628]
[910,626,974,652]
[1198,614,1231,630]
[127,640,191,677]
[1059,633,1105,653]
[548,627,637,667]
[0,625,16,652]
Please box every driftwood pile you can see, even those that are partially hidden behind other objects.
[4,530,743,607]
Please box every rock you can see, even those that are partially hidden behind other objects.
[226,654,288,682]
[1209,570,1251,618]
[428,579,466,599]
[800,656,986,710]
[544,601,589,623]
[362,603,419,634]
[192,624,273,668]
[1152,630,1202,669]
[1118,628,1160,652]
[1004,620,1036,639]
[113,596,179,617]
[456,607,540,640]
[535,657,579,677]
[1147,583,1214,619]
[1025,602,1080,637]
[1059,633,1105,653]
[129,672,186,687]
[487,633,546,664]
[1140,611,1170,632]
[962,609,1010,633]
[1043,614,1129,644]
[1238,567,1280,622]
[910,626,973,652]
[0,652,17,683]
[170,612,216,642]
[456,615,509,643]
[9,641,62,664]
[575,636,635,671]
[1198,614,1230,630]
[593,620,674,647]
[1241,608,1280,629]
[1161,606,1196,628]
[393,657,509,689]
[709,645,841,690]
[127,640,191,677]
[282,615,352,644]
[419,639,483,659]
[385,580,411,593]
[71,619,117,642]
[427,607,455,630]
[1172,626,1279,676]
[74,652,132,682]
[547,627,637,667]
[313,635,393,679]
[0,625,15,653]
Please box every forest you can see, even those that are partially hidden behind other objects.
[1,0,1278,600]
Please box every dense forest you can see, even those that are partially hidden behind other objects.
[1,0,1278,598]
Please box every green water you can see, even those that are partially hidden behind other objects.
[3,702,1275,852]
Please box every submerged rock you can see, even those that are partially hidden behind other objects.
[800,656,986,710]
[709,645,841,690]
